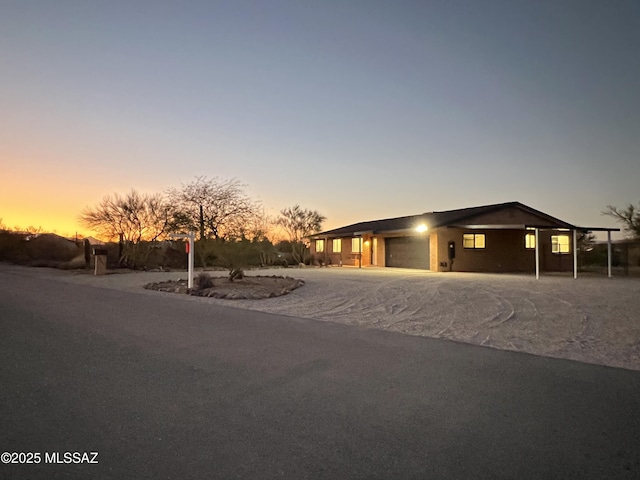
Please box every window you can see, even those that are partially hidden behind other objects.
[352,237,362,253]
[463,233,485,249]
[315,239,325,253]
[551,235,570,254]
[525,233,536,249]
[332,239,341,253]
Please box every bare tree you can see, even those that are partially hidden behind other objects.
[603,203,640,239]
[277,205,325,263]
[167,177,259,240]
[79,190,174,267]
[238,206,276,242]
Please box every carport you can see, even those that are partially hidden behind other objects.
[452,224,620,279]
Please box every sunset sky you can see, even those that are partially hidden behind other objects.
[1,0,639,239]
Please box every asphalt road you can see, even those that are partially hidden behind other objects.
[1,268,639,479]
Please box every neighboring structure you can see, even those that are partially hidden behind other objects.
[308,202,619,277]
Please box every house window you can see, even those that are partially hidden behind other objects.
[463,233,485,249]
[551,235,570,254]
[525,233,536,249]
[315,239,325,253]
[352,238,362,253]
[332,239,341,253]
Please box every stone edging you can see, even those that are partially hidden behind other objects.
[144,275,305,300]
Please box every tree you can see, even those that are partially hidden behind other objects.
[603,203,640,239]
[167,177,259,241]
[79,190,174,267]
[277,205,326,263]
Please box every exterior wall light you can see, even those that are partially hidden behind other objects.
[416,224,428,233]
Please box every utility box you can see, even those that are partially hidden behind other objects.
[93,248,108,276]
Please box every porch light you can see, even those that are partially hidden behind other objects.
[416,224,428,233]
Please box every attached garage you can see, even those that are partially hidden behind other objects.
[385,236,430,269]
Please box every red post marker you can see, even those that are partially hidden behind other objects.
[185,242,190,254]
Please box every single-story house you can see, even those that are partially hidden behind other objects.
[308,201,619,277]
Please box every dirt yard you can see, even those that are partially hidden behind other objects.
[3,264,639,371]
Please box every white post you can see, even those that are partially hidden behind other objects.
[607,231,612,278]
[170,231,195,290]
[535,228,540,280]
[188,232,195,289]
[573,230,578,279]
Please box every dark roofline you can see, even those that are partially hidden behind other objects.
[310,213,427,238]
[309,201,591,239]
[428,201,575,230]
[576,227,620,232]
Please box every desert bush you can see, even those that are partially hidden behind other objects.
[0,231,85,266]
[195,272,214,290]
[204,238,264,281]
[0,231,28,263]
[25,234,81,262]
[195,239,219,268]
[161,244,189,269]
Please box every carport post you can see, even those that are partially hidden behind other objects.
[607,231,612,278]
[534,228,540,280]
[573,230,578,279]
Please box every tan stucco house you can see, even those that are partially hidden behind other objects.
[309,201,618,277]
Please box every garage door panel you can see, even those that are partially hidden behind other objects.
[385,236,430,269]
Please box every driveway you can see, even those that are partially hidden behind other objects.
[1,267,639,479]
[7,264,638,371]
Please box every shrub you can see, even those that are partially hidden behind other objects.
[195,272,214,290]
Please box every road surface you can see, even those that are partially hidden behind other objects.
[1,267,639,479]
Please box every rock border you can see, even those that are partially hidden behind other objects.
[144,275,305,300]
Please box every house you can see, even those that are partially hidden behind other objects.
[308,201,618,277]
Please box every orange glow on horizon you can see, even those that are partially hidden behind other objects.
[0,212,94,239]
[1,171,102,239]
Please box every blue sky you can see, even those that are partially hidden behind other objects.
[1,0,638,237]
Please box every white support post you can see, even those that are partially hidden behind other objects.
[188,233,195,289]
[535,228,540,280]
[170,231,195,290]
[607,231,612,278]
[573,230,578,279]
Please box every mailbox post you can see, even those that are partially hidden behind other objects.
[170,232,195,290]
[92,248,108,275]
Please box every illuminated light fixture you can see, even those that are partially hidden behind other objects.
[416,224,428,233]
[364,240,370,246]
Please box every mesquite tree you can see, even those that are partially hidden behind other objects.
[167,177,259,240]
[79,190,173,267]
[603,203,640,239]
[277,205,326,263]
